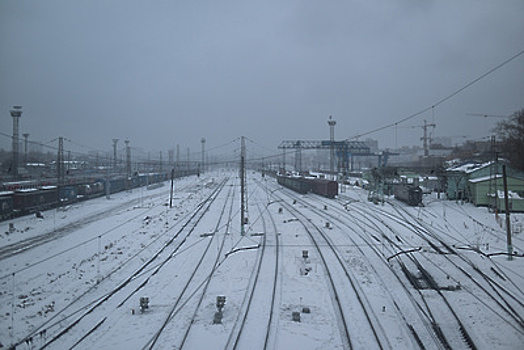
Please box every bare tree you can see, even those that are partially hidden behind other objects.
[493,109,524,171]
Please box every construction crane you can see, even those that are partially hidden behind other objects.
[402,120,436,157]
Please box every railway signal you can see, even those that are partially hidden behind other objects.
[214,295,226,324]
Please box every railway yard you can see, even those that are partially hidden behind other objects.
[1,170,524,349]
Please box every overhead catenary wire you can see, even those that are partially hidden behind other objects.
[351,48,524,140]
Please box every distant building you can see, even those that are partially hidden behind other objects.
[432,136,452,148]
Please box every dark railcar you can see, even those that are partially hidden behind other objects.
[394,184,423,206]
[0,192,14,221]
[13,187,59,214]
[277,175,311,194]
[59,185,78,204]
[309,178,338,199]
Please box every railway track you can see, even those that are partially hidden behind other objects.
[0,177,203,262]
[143,177,236,349]
[223,200,281,350]
[11,178,228,350]
[335,191,524,348]
[269,187,386,349]
[269,179,491,349]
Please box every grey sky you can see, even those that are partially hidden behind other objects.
[1,0,523,158]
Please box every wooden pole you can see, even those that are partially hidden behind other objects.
[502,165,512,260]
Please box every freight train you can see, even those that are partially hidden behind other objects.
[277,175,338,199]
[0,169,199,221]
[394,183,423,206]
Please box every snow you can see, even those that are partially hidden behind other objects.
[469,174,503,183]
[1,171,523,349]
[447,161,492,173]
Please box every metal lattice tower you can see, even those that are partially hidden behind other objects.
[125,140,131,184]
[176,144,180,168]
[168,149,174,167]
[328,116,336,179]
[186,148,190,170]
[57,137,64,184]
[240,136,246,235]
[112,139,119,170]
[10,106,22,178]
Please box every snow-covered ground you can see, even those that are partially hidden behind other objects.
[1,170,523,349]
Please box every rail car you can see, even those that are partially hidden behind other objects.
[13,187,59,215]
[0,192,14,221]
[309,178,338,199]
[0,170,203,221]
[394,184,423,206]
[277,175,310,194]
[277,175,338,198]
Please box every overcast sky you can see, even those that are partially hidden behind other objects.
[1,0,523,159]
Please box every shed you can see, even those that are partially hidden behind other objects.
[469,175,524,212]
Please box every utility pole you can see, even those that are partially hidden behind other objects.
[502,165,513,260]
[169,168,175,208]
[23,133,29,165]
[57,137,64,184]
[112,139,119,171]
[176,144,180,169]
[57,137,64,210]
[159,151,163,172]
[125,140,131,191]
[328,116,336,180]
[186,148,190,171]
[10,106,22,179]
[240,136,246,236]
[168,149,174,168]
[67,150,71,174]
[201,138,206,173]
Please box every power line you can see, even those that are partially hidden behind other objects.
[352,48,524,140]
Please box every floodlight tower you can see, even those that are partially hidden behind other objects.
[328,116,336,180]
[112,139,119,171]
[10,106,22,178]
[23,133,30,164]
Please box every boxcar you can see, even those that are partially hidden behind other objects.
[394,184,423,206]
[277,175,311,194]
[13,187,58,214]
[309,178,338,199]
